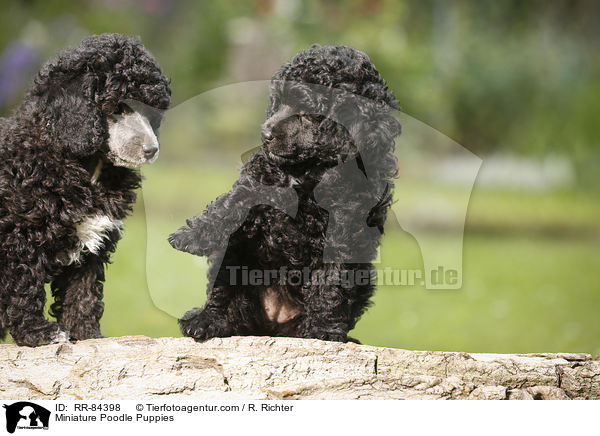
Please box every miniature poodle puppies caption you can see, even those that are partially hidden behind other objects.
[0,34,170,346]
[169,45,401,343]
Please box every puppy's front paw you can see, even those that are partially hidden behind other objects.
[179,308,213,341]
[50,328,70,344]
[12,322,70,347]
[179,308,231,341]
[296,320,349,342]
[66,323,102,341]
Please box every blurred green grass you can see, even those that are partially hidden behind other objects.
[33,164,600,356]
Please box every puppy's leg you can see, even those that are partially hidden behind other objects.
[51,255,104,341]
[3,265,68,347]
[295,267,354,342]
[168,187,252,256]
[169,179,297,256]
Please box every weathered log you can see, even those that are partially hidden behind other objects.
[0,336,598,400]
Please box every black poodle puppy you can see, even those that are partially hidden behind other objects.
[0,34,170,346]
[169,45,400,342]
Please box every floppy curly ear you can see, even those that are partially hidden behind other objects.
[43,87,106,156]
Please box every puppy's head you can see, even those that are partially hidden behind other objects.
[261,45,399,169]
[260,82,328,165]
[25,33,170,165]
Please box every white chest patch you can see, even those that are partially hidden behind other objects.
[59,215,123,265]
[76,215,123,253]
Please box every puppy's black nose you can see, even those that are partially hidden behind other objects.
[261,127,273,142]
[143,143,159,159]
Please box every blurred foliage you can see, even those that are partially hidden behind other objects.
[1,0,599,183]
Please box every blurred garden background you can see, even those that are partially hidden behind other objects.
[0,0,599,355]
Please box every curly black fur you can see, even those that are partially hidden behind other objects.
[169,45,400,343]
[0,34,170,346]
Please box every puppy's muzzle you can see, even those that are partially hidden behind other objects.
[262,104,296,143]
